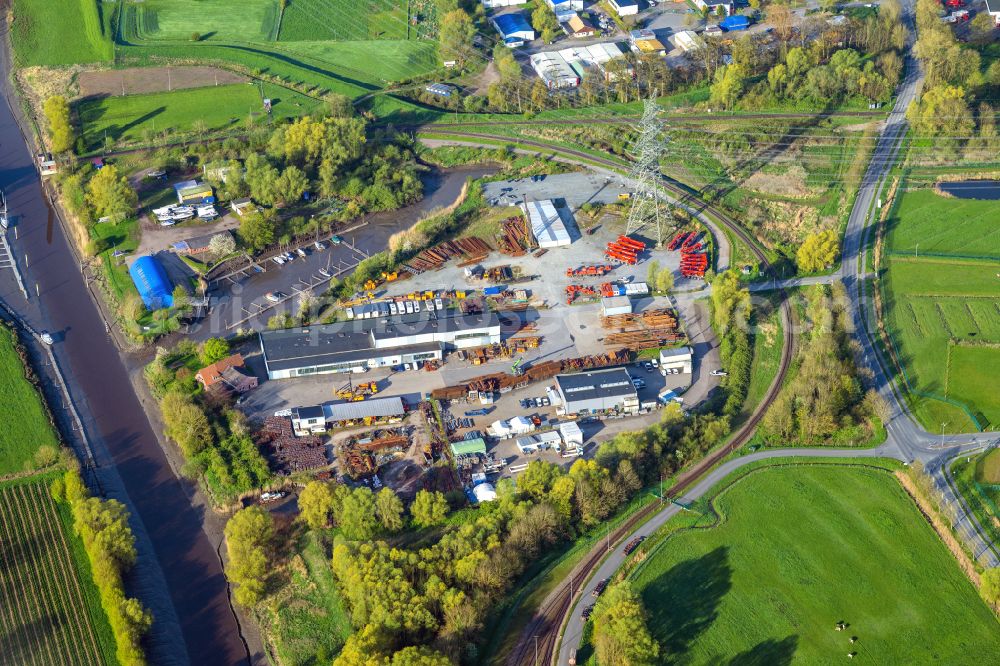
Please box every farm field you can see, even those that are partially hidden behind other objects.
[952,449,1000,552]
[77,82,325,151]
[886,189,1000,260]
[0,325,61,476]
[881,186,1000,432]
[10,0,114,66]
[124,0,281,42]
[278,0,410,41]
[0,477,116,666]
[629,465,1000,664]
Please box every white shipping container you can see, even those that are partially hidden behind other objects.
[624,282,649,296]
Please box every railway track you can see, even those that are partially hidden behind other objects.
[451,130,796,665]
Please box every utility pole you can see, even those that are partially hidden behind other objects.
[534,635,539,665]
[624,96,673,246]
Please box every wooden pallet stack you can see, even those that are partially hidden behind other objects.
[602,308,683,350]
[405,237,493,274]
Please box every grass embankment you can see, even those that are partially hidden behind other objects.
[11,0,114,66]
[0,325,61,476]
[951,448,1000,557]
[278,0,410,41]
[625,464,1000,664]
[881,188,1000,432]
[0,475,119,666]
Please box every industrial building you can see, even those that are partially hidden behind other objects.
[516,430,562,453]
[522,199,573,248]
[547,0,584,9]
[128,256,173,310]
[659,346,693,374]
[558,42,631,81]
[559,421,584,449]
[291,396,407,435]
[671,30,705,53]
[492,12,535,46]
[260,311,502,379]
[602,296,632,317]
[482,0,528,6]
[555,368,640,415]
[530,51,580,89]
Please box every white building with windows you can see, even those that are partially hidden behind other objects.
[260,312,501,379]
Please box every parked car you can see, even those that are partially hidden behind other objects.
[260,491,286,503]
[581,604,595,620]
[592,578,609,597]
[710,369,728,377]
[272,256,285,265]
[623,535,646,555]
[643,361,654,372]
[39,331,54,345]
[314,241,327,251]
[265,291,285,303]
[632,378,646,389]
[330,235,343,244]
[318,267,331,278]
[296,248,308,258]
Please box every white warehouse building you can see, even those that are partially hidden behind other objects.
[530,52,580,89]
[261,311,501,379]
[522,199,573,248]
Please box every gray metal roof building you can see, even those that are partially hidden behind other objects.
[259,311,500,379]
[555,367,639,414]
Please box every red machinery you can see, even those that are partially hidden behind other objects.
[668,232,690,251]
[680,252,708,278]
[605,235,645,265]
[565,284,599,304]
[565,264,614,277]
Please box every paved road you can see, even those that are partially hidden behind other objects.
[558,1,1000,662]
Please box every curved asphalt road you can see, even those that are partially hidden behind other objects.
[558,2,999,663]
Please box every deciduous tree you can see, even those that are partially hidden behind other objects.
[43,95,75,153]
[238,210,276,252]
[592,582,660,666]
[375,488,405,532]
[411,489,449,528]
[86,165,137,223]
[439,9,476,66]
[200,337,229,365]
[299,480,337,530]
[796,229,839,273]
[224,506,273,606]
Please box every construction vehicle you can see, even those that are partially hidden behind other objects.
[381,271,398,282]
[336,380,379,401]
[617,192,632,200]
[363,279,378,291]
[512,357,524,376]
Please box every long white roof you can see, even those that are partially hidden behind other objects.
[522,199,571,247]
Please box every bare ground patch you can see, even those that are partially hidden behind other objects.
[78,66,248,97]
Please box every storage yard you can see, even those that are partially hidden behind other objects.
[233,181,723,495]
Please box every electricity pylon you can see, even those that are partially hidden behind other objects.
[624,97,673,246]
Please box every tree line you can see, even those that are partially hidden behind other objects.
[145,338,272,506]
[762,283,876,444]
[51,469,152,666]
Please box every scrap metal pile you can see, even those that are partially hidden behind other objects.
[602,308,683,350]
[430,350,630,400]
[498,216,535,256]
[405,237,492,274]
[457,337,542,364]
[565,264,614,277]
[339,427,410,478]
[258,416,327,474]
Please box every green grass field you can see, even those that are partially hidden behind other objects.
[77,82,325,151]
[951,451,1000,563]
[11,0,113,66]
[882,187,1000,432]
[0,476,118,666]
[278,0,409,41]
[127,0,281,42]
[886,189,1000,260]
[280,39,438,84]
[0,326,61,476]
[630,465,1000,664]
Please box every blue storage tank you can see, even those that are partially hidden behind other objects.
[720,15,750,31]
[129,255,174,310]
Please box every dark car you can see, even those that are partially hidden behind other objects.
[581,604,595,621]
[592,578,609,597]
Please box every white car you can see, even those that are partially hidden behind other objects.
[39,331,54,345]
[314,241,327,251]
[272,256,285,265]
[318,267,331,278]
[282,252,295,262]
[710,370,728,377]
[265,291,285,303]
[296,248,308,258]
[260,491,286,503]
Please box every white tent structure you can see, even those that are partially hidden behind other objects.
[559,421,584,449]
[510,416,536,434]
[472,482,497,502]
[522,200,572,248]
